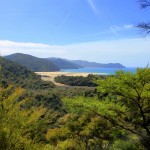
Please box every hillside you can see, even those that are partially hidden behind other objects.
[4,53,125,70]
[47,58,82,69]
[0,57,55,89]
[71,60,125,68]
[5,53,60,72]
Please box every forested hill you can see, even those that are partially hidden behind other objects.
[4,53,125,70]
[5,53,60,72]
[0,57,55,89]
[47,58,82,69]
[71,60,125,68]
[47,58,125,68]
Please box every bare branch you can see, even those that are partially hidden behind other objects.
[137,22,150,35]
[139,0,150,9]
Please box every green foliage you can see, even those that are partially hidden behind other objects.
[63,68,150,149]
[52,86,96,98]
[55,139,82,150]
[110,140,141,150]
[54,74,98,87]
[1,54,149,150]
[0,57,55,89]
[62,97,143,149]
[0,85,55,150]
[25,86,96,112]
[27,90,63,112]
[96,68,150,136]
[46,113,112,149]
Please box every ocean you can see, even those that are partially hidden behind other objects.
[61,68,137,75]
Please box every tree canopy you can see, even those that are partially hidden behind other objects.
[63,68,150,149]
[0,85,55,150]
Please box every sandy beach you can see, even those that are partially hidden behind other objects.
[35,72,96,86]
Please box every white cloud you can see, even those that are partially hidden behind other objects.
[109,24,134,34]
[123,24,134,29]
[0,40,66,57]
[82,24,134,37]
[0,40,50,48]
[0,38,150,67]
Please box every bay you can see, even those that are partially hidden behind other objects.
[61,67,137,75]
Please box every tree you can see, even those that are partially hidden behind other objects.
[0,85,53,150]
[137,0,150,35]
[63,68,150,149]
[95,68,150,149]
[46,112,122,150]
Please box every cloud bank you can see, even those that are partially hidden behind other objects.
[0,38,150,67]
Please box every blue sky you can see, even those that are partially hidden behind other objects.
[0,0,150,67]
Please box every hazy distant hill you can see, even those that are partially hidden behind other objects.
[4,53,125,71]
[47,58,82,69]
[71,60,125,68]
[0,57,54,89]
[5,53,60,72]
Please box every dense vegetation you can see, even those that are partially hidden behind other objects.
[0,86,58,150]
[54,74,99,87]
[0,56,96,110]
[63,68,150,149]
[1,57,150,150]
[5,53,60,72]
[1,1,149,149]
[0,57,55,89]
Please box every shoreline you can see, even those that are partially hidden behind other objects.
[35,72,98,86]
[35,71,96,77]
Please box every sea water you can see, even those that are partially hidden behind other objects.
[61,68,137,75]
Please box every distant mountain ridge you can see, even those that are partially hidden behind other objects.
[47,58,82,69]
[71,60,125,68]
[4,53,125,72]
[47,58,125,68]
[5,53,60,72]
